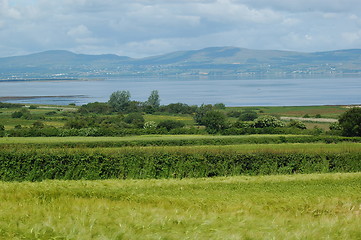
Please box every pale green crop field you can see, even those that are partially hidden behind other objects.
[30,142,360,155]
[144,114,195,125]
[0,134,305,144]
[118,142,361,154]
[0,172,360,239]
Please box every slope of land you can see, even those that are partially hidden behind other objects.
[1,47,361,78]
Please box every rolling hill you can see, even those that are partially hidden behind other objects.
[1,47,361,78]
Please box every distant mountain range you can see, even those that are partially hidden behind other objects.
[1,47,361,79]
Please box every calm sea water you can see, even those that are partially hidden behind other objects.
[0,77,360,106]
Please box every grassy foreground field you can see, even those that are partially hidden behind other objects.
[0,172,360,239]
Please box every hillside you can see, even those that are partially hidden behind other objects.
[1,47,361,78]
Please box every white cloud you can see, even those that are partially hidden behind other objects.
[0,0,361,57]
[0,0,21,19]
[67,25,92,38]
[342,30,361,43]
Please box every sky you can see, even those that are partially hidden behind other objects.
[1,0,361,58]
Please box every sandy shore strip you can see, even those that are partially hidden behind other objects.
[281,117,338,123]
[0,95,87,101]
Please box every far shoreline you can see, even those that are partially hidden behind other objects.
[0,95,87,101]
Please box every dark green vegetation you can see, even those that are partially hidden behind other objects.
[339,107,361,137]
[0,97,358,137]
[1,47,361,78]
[1,134,360,181]
[1,100,361,238]
[1,144,361,181]
[1,96,360,182]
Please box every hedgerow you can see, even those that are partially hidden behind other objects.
[0,149,360,181]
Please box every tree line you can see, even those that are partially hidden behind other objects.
[1,90,360,137]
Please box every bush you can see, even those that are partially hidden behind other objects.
[11,111,24,118]
[161,103,197,114]
[11,109,31,119]
[329,122,342,131]
[227,111,242,118]
[32,121,45,129]
[0,102,24,108]
[287,120,307,129]
[144,121,157,130]
[239,110,258,121]
[45,111,57,116]
[254,115,285,128]
[123,113,145,128]
[157,120,185,131]
[64,118,89,129]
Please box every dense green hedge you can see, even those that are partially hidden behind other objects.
[4,127,203,137]
[1,150,360,181]
[1,135,360,149]
[2,125,330,137]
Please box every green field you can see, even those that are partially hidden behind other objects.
[0,173,360,239]
[0,134,311,145]
[227,105,348,118]
[0,104,349,130]
[1,104,360,238]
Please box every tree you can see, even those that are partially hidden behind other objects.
[146,90,160,109]
[194,104,213,125]
[202,110,227,133]
[79,102,112,114]
[108,90,131,112]
[338,107,361,136]
[0,124,4,137]
[213,103,226,109]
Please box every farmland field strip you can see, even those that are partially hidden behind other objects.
[1,135,361,149]
[0,172,360,239]
[2,142,361,154]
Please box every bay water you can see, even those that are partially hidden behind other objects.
[0,77,360,106]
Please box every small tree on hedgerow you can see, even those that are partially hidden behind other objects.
[201,110,227,134]
[338,107,361,137]
[194,104,213,125]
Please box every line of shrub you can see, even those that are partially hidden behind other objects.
[1,150,360,181]
[1,125,333,138]
[1,135,360,149]
[3,126,204,137]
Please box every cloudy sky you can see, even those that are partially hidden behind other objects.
[1,0,361,58]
